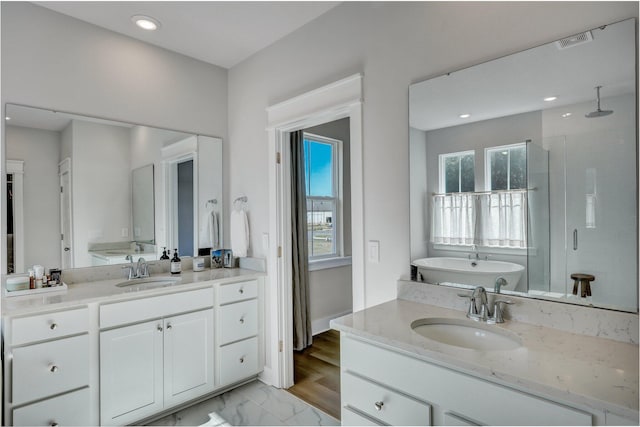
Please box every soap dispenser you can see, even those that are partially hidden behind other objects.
[160,247,170,260]
[170,249,181,274]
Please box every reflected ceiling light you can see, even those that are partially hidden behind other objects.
[132,15,160,31]
[5,116,10,121]
[459,113,471,119]
[561,112,572,118]
[543,96,558,102]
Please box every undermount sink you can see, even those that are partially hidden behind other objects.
[116,276,182,290]
[411,317,522,351]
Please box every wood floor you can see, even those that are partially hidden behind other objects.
[286,329,341,420]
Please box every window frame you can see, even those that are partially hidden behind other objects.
[303,132,344,262]
[438,149,475,193]
[484,142,527,191]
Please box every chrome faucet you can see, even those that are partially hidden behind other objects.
[459,285,513,324]
[494,277,508,294]
[136,257,149,278]
[123,255,136,279]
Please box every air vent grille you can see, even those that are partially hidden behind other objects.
[555,31,593,50]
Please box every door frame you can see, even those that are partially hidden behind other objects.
[7,159,24,273]
[58,158,72,269]
[265,74,365,388]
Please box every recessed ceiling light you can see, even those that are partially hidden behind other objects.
[132,15,160,31]
[561,112,572,118]
[5,116,10,121]
[459,113,471,119]
[543,96,558,102]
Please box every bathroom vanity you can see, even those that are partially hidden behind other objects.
[1,268,265,426]
[332,281,639,426]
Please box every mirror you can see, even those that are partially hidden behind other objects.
[409,18,637,312]
[5,104,223,274]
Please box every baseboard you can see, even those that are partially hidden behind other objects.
[258,366,278,387]
[312,310,352,336]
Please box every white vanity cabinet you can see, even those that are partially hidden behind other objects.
[2,307,92,426]
[215,279,261,387]
[340,334,593,426]
[99,287,215,426]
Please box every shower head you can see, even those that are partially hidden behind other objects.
[585,86,613,118]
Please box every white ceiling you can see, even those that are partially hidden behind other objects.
[34,1,340,69]
[410,19,636,131]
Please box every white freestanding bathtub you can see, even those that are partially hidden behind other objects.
[412,257,524,291]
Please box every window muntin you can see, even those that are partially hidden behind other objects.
[303,133,342,260]
[439,150,475,193]
[486,143,527,191]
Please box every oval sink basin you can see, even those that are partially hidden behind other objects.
[411,317,522,351]
[116,276,182,290]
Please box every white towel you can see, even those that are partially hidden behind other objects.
[230,209,249,257]
[199,210,219,248]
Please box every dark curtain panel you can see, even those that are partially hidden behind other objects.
[291,130,312,351]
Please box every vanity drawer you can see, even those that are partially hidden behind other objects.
[218,280,257,305]
[12,387,90,426]
[218,299,258,345]
[100,287,213,328]
[12,334,89,405]
[342,407,384,426]
[11,307,89,346]
[342,336,592,426]
[218,336,259,385]
[342,371,431,426]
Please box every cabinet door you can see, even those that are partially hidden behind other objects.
[100,320,164,426]
[164,309,214,407]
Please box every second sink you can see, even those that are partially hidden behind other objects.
[411,317,522,351]
[116,276,182,290]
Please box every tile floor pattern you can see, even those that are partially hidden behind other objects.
[148,380,340,426]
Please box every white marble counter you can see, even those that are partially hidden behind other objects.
[2,268,264,317]
[331,298,639,421]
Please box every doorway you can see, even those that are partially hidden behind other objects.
[177,159,194,257]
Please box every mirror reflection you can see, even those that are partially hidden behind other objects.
[409,18,637,312]
[5,104,223,274]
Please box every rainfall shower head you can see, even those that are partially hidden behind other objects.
[585,86,613,118]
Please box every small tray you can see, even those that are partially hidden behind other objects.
[4,282,68,297]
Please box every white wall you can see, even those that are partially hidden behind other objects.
[5,125,61,270]
[71,120,131,267]
[228,1,638,308]
[1,2,228,274]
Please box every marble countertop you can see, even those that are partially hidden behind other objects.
[331,299,639,420]
[2,268,264,317]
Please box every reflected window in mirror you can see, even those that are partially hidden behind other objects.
[439,150,475,193]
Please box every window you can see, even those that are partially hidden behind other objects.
[485,143,527,191]
[439,150,475,193]
[303,133,342,260]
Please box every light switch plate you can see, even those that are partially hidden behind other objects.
[368,240,380,264]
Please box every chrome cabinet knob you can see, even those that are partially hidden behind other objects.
[49,365,59,373]
[239,288,244,294]
[239,356,245,364]
[166,324,173,330]
[374,401,384,411]
[50,422,59,427]
[157,325,163,332]
[50,323,58,330]
[239,317,245,324]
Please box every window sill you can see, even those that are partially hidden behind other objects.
[309,256,352,271]
[432,244,535,257]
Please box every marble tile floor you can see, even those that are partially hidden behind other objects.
[148,380,340,426]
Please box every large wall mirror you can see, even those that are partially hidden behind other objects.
[409,18,637,312]
[5,104,223,274]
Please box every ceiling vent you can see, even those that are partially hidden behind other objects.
[555,31,593,50]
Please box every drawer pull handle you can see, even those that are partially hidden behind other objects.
[239,317,245,324]
[49,365,59,373]
[50,422,59,427]
[374,401,384,411]
[50,323,58,330]
[166,324,173,330]
[239,356,245,364]
[239,288,244,294]
[157,325,163,332]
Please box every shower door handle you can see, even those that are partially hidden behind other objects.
[573,229,578,251]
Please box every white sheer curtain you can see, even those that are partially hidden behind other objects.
[431,193,475,245]
[431,190,527,248]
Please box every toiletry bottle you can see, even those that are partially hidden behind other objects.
[28,268,35,289]
[160,247,170,260]
[170,249,181,274]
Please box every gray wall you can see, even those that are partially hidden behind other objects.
[227,1,637,307]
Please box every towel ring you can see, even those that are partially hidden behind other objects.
[205,199,217,208]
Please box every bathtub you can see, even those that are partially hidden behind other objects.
[412,257,524,291]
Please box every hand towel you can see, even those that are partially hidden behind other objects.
[211,211,219,248]
[199,210,219,248]
[230,209,249,257]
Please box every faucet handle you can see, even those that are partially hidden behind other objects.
[488,300,513,324]
[458,293,478,317]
